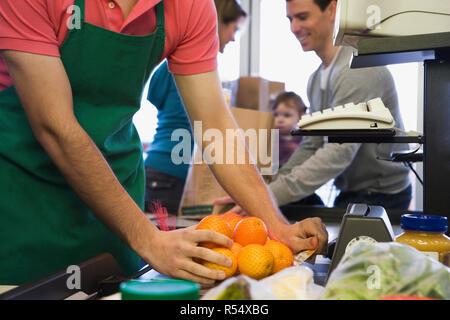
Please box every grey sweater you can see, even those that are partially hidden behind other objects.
[269,46,410,206]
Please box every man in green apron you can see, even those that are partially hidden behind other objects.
[0,0,328,286]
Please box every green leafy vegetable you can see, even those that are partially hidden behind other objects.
[322,242,450,300]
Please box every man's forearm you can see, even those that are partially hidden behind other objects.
[175,72,328,254]
[204,113,290,229]
[39,122,155,250]
[175,71,290,232]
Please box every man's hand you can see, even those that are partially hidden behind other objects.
[141,226,234,285]
[280,218,328,255]
[213,196,328,255]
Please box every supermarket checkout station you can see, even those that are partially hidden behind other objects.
[1,0,449,300]
[0,203,410,300]
[0,204,446,300]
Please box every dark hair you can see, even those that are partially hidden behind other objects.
[271,91,307,115]
[214,0,247,24]
[286,0,335,12]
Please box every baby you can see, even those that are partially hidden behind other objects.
[271,91,307,166]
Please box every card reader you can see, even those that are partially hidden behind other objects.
[326,203,395,281]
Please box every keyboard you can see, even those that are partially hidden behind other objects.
[297,98,395,130]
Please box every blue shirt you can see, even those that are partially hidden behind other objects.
[144,61,194,179]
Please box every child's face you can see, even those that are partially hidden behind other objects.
[273,102,302,136]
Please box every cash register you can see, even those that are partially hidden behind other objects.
[325,203,395,278]
[300,203,396,286]
[333,0,450,47]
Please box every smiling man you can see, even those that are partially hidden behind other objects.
[288,0,338,67]
[268,0,412,209]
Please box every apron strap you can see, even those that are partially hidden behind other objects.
[73,0,86,23]
[146,0,165,78]
[155,1,165,30]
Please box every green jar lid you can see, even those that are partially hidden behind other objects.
[120,279,200,300]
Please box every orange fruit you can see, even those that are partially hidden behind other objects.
[196,215,232,249]
[233,217,268,246]
[220,212,244,233]
[230,242,243,259]
[230,242,243,275]
[237,244,274,280]
[264,240,294,274]
[201,247,237,279]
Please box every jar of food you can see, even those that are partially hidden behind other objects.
[396,214,450,266]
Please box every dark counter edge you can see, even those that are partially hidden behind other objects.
[280,204,424,226]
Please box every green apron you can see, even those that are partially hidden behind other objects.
[0,0,165,285]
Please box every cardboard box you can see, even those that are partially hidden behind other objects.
[223,77,285,113]
[178,107,276,217]
[269,81,286,109]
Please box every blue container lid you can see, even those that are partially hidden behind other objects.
[120,279,200,300]
[400,214,448,232]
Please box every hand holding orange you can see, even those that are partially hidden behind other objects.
[194,214,293,281]
[196,214,233,249]
[201,247,237,279]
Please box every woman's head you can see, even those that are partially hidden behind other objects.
[215,0,247,53]
[272,91,307,136]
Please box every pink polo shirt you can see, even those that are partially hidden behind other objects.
[0,0,219,91]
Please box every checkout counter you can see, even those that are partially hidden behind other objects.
[0,203,409,300]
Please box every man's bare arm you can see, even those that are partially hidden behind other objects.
[175,70,328,253]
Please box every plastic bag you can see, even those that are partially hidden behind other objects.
[260,265,325,300]
[322,242,450,300]
[202,265,325,300]
[201,275,278,300]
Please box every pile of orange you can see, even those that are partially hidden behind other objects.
[195,212,294,280]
